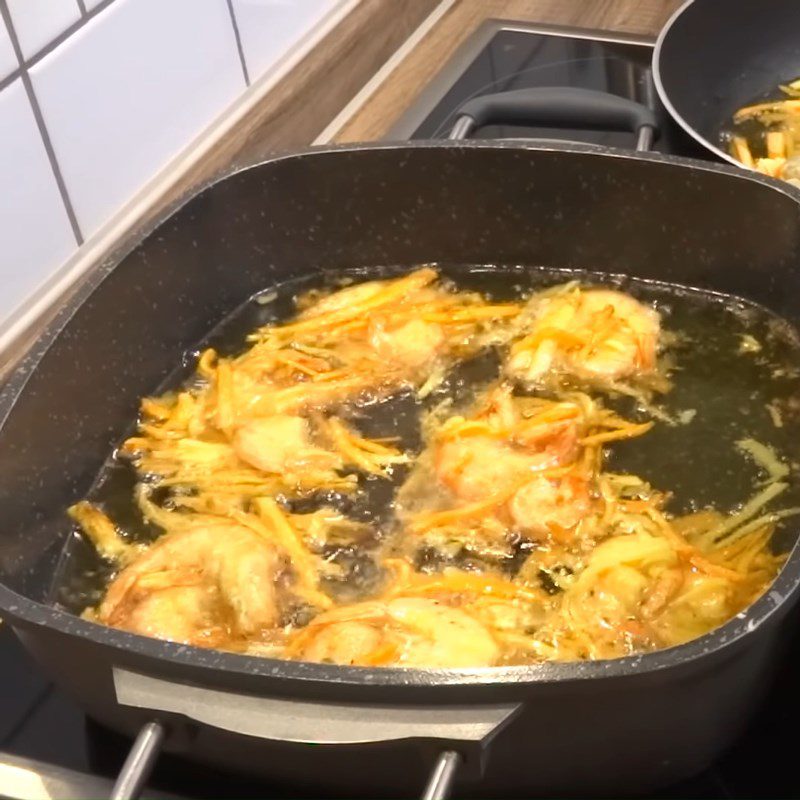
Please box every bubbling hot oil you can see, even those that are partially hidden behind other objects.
[53,266,800,637]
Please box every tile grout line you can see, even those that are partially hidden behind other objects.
[0,0,84,245]
[224,0,250,87]
[75,0,87,15]
[0,2,118,98]
[21,0,117,72]
[0,4,18,91]
[0,66,20,92]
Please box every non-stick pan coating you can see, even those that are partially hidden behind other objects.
[2,141,800,692]
[3,142,800,795]
[654,0,800,163]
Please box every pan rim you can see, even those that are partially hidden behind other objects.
[2,138,800,690]
[652,0,752,169]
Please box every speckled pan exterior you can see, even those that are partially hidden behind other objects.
[1,141,800,795]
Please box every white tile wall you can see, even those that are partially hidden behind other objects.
[0,0,350,333]
[0,17,18,79]
[31,0,245,237]
[232,0,343,80]
[0,80,77,322]
[7,0,81,60]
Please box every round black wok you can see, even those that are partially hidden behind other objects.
[654,0,800,166]
[2,102,800,796]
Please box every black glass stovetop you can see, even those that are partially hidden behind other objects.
[391,22,708,158]
[1,23,794,800]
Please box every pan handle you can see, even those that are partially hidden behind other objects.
[448,86,657,151]
[110,721,165,800]
[114,666,519,752]
[422,750,461,800]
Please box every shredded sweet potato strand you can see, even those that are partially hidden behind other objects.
[67,270,792,670]
[579,421,654,446]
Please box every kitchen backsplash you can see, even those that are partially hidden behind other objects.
[0,0,347,328]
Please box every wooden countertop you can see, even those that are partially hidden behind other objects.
[327,0,683,144]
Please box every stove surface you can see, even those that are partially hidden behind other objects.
[0,20,796,800]
[390,20,708,158]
